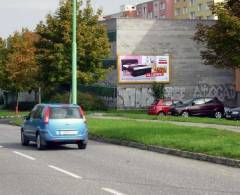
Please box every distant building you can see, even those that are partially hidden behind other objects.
[174,0,223,20]
[136,0,174,19]
[104,0,223,20]
[102,18,236,109]
[104,4,137,19]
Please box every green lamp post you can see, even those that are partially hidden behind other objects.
[72,0,77,104]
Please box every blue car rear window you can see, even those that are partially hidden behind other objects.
[49,107,82,119]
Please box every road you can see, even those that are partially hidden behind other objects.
[1,124,240,195]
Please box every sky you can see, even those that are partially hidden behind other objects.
[0,0,146,38]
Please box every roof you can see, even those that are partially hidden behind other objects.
[37,103,79,107]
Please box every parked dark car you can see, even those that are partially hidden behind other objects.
[225,107,240,120]
[148,99,182,116]
[169,97,224,118]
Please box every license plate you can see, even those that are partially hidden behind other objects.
[60,131,77,135]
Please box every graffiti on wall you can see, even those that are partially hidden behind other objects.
[164,87,186,100]
[193,83,236,101]
[117,88,154,108]
[117,83,236,109]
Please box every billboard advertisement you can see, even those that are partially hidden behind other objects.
[118,55,170,84]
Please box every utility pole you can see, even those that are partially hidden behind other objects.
[72,0,77,104]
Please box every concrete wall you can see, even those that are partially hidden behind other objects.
[104,18,235,109]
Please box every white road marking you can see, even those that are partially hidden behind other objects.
[101,187,126,195]
[48,165,82,179]
[13,151,36,160]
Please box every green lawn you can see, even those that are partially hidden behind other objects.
[88,118,240,159]
[11,117,240,159]
[89,110,240,127]
[0,110,29,117]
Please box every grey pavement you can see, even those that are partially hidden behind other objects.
[1,124,240,195]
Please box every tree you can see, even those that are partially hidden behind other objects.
[194,0,240,68]
[35,0,110,96]
[151,82,165,100]
[0,37,8,105]
[0,37,8,90]
[4,29,39,112]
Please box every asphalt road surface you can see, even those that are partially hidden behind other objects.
[1,124,240,195]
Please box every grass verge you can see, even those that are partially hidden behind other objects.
[92,110,240,127]
[10,117,240,159]
[0,110,29,117]
[88,118,240,160]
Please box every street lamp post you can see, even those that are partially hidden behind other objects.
[72,0,77,104]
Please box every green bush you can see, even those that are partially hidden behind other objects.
[78,92,107,111]
[48,92,70,104]
[47,91,107,111]
[4,101,36,111]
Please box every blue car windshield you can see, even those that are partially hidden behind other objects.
[50,107,82,119]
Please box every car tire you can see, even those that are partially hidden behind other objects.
[158,112,165,116]
[181,111,189,118]
[36,133,46,150]
[21,130,29,146]
[214,111,223,119]
[77,142,87,149]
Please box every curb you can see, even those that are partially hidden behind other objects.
[89,134,240,168]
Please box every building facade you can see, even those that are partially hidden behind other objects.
[136,0,174,19]
[104,0,223,20]
[104,4,137,19]
[102,18,236,109]
[174,0,223,19]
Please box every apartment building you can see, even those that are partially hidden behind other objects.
[104,4,137,19]
[174,0,223,19]
[136,0,174,19]
[104,0,222,20]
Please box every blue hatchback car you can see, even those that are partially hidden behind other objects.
[21,104,88,150]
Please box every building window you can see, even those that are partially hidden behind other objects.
[148,12,153,18]
[175,8,181,16]
[159,2,166,10]
[182,7,188,14]
[175,0,180,3]
[107,31,117,42]
[207,1,213,10]
[189,0,196,6]
[207,15,213,19]
[190,12,195,19]
[198,4,202,11]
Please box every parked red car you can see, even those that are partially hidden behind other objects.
[148,99,182,116]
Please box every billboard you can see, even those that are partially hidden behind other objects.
[118,55,170,84]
